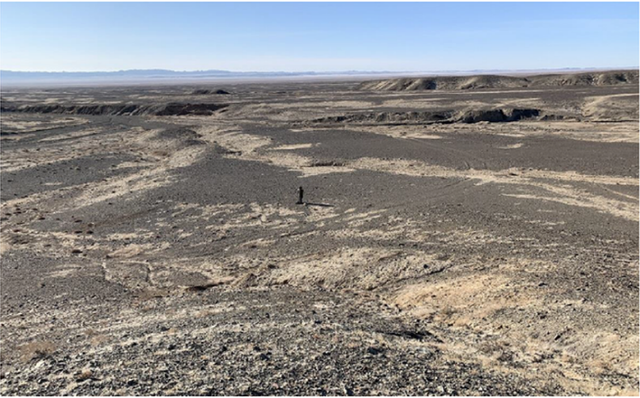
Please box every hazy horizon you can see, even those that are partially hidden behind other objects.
[3,66,637,89]
[2,66,639,74]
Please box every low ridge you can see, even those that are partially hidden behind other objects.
[359,70,639,91]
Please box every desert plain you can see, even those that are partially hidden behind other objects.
[0,70,638,395]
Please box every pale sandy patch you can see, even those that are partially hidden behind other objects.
[503,192,638,222]
[347,125,444,140]
[267,246,443,291]
[391,266,639,396]
[417,120,638,143]
[347,157,638,221]
[582,94,639,122]
[0,116,87,133]
[497,143,523,149]
[0,239,12,255]
[38,127,103,142]
[269,143,315,151]
[47,265,83,279]
[196,125,353,177]
[172,126,640,221]
[380,98,443,108]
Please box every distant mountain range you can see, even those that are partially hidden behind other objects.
[1,67,637,87]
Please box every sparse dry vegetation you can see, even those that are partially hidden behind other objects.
[19,340,56,362]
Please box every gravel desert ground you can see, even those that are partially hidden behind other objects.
[1,70,638,395]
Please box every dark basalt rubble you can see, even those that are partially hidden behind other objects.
[0,102,228,116]
[310,108,545,125]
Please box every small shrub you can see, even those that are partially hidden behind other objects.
[76,369,93,381]
[19,340,56,362]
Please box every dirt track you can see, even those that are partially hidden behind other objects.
[1,75,638,395]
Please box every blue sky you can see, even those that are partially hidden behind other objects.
[1,2,638,72]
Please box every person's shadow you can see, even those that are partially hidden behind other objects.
[304,202,333,208]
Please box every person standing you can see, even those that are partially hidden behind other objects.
[296,186,304,205]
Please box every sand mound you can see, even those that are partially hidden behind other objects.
[360,70,639,91]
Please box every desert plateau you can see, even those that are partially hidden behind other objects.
[0,70,638,395]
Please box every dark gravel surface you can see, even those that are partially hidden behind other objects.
[2,288,563,396]
[1,81,638,395]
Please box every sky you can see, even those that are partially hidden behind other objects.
[1,2,638,72]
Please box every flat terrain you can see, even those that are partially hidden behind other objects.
[1,72,638,395]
